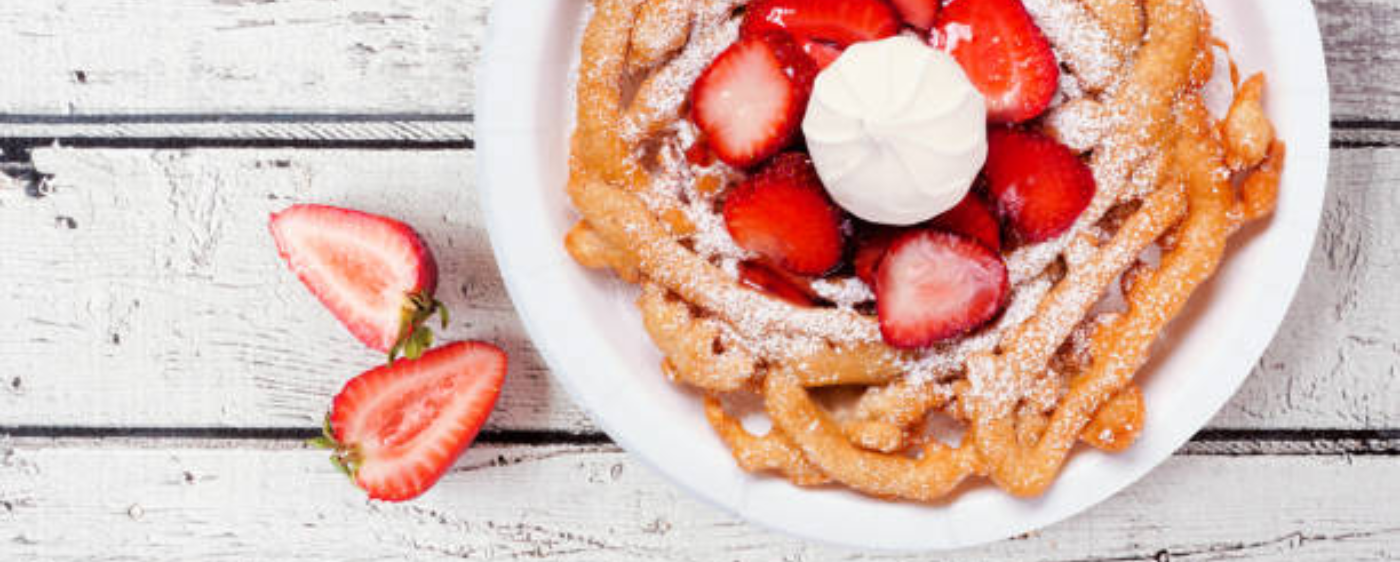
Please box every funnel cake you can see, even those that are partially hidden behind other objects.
[565,0,1285,502]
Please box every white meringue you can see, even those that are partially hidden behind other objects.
[802,36,987,226]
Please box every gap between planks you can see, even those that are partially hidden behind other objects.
[0,117,1392,147]
[0,429,1397,456]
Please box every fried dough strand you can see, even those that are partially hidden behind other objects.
[567,0,1285,503]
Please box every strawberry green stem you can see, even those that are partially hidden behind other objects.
[388,293,450,362]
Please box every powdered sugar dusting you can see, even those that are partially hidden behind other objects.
[809,277,875,308]
[576,0,1218,396]
[1021,0,1123,92]
[903,273,1055,385]
[622,4,742,142]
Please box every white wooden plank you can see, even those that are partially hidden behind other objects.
[0,147,590,431]
[0,0,487,115]
[0,118,474,144]
[1319,0,1400,123]
[0,0,1393,124]
[0,439,1395,561]
[0,147,1395,431]
[1212,146,1400,428]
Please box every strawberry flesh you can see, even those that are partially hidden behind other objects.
[269,204,442,358]
[876,230,1008,348]
[937,0,1059,123]
[983,128,1096,243]
[723,152,846,275]
[326,341,507,502]
[799,39,846,70]
[891,0,941,30]
[742,0,901,69]
[738,261,817,306]
[931,191,1002,252]
[691,31,818,168]
[852,225,901,288]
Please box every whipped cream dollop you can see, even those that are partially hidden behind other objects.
[802,36,987,226]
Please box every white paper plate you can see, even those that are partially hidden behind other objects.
[476,0,1330,550]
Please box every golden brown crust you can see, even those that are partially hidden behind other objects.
[704,396,831,486]
[566,0,1285,503]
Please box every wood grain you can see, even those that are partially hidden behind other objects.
[0,1,1391,557]
[0,438,1394,561]
[0,0,487,117]
[0,0,1393,126]
[0,147,1393,431]
[0,148,589,431]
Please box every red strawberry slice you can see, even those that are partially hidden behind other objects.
[891,0,941,30]
[723,152,846,275]
[983,128,1096,243]
[852,225,901,287]
[269,204,446,360]
[937,0,1059,123]
[800,39,846,70]
[314,341,507,502]
[875,230,1008,348]
[931,191,1002,252]
[741,0,901,68]
[691,31,818,168]
[685,139,715,168]
[738,261,817,306]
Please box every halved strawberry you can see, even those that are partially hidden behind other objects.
[937,0,1058,123]
[723,152,845,275]
[931,191,1002,252]
[983,128,1096,243]
[269,204,446,360]
[741,0,901,69]
[852,225,901,288]
[313,341,507,502]
[876,230,1008,348]
[685,139,715,168]
[891,0,941,30]
[738,261,817,306]
[800,40,846,70]
[691,31,818,168]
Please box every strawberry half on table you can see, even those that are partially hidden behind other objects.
[311,341,508,501]
[269,204,447,361]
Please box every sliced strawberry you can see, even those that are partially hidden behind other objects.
[875,230,1008,348]
[738,261,817,306]
[799,39,846,70]
[742,0,900,68]
[685,139,715,168]
[723,152,845,275]
[983,128,1096,243]
[269,204,446,360]
[931,191,1002,252]
[937,0,1059,123]
[314,341,507,502]
[891,0,941,30]
[691,31,818,168]
[852,225,901,287]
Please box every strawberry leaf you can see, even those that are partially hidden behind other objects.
[307,436,337,449]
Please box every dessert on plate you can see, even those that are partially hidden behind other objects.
[564,0,1285,501]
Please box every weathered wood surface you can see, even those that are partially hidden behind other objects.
[0,148,589,432]
[0,0,487,118]
[0,438,1395,561]
[0,0,1395,558]
[0,0,1394,129]
[0,147,1395,431]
